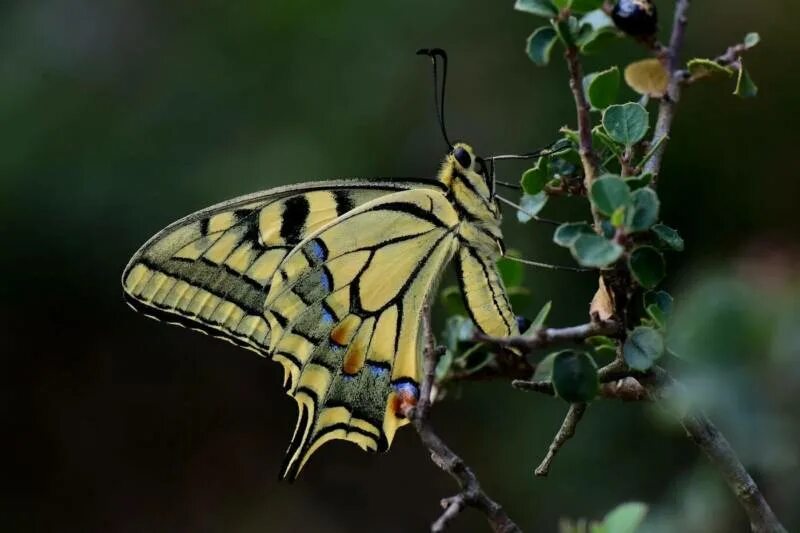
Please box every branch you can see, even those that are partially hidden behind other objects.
[535,403,587,476]
[407,314,521,532]
[564,44,601,227]
[643,0,691,178]
[640,368,788,533]
[478,319,621,355]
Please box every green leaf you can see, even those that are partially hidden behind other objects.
[590,175,631,216]
[602,103,649,145]
[435,347,454,381]
[553,222,594,247]
[552,0,571,8]
[521,157,551,194]
[587,335,617,359]
[571,234,623,268]
[744,32,761,49]
[529,301,553,332]
[602,502,649,533]
[687,58,734,78]
[517,192,549,223]
[610,206,626,228]
[577,9,618,54]
[624,173,652,190]
[584,66,620,111]
[443,315,475,354]
[734,63,758,98]
[532,351,557,382]
[646,304,667,329]
[497,254,524,288]
[623,327,664,371]
[552,350,599,402]
[514,0,558,17]
[440,285,466,315]
[526,26,560,66]
[626,187,660,232]
[643,290,673,316]
[553,17,578,48]
[628,246,666,288]
[652,223,684,251]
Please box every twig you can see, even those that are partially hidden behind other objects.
[408,313,521,532]
[643,0,691,178]
[564,45,601,227]
[640,368,788,533]
[478,319,621,355]
[678,39,753,84]
[535,402,587,476]
[512,359,647,401]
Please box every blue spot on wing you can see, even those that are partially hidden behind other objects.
[367,362,390,379]
[321,307,334,325]
[320,269,332,292]
[309,239,327,261]
[392,380,419,399]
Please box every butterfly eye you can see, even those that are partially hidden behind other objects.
[453,146,472,169]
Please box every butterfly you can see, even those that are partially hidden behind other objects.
[120,48,555,480]
[122,142,520,480]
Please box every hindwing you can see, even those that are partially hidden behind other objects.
[261,188,460,479]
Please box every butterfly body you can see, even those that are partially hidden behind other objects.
[122,143,518,479]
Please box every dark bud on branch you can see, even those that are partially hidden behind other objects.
[611,0,658,38]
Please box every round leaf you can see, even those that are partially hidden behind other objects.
[516,192,549,223]
[623,326,664,371]
[590,175,631,216]
[624,58,668,97]
[626,187,660,232]
[521,157,550,194]
[553,221,593,247]
[602,502,649,533]
[602,103,649,145]
[687,58,734,79]
[552,350,598,402]
[734,63,758,98]
[571,234,623,268]
[584,66,620,110]
[628,246,665,288]
[744,32,761,49]
[644,290,673,316]
[514,0,558,17]
[652,223,684,251]
[526,26,559,66]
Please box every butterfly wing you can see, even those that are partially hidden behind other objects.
[455,245,518,338]
[260,188,460,480]
[122,179,443,355]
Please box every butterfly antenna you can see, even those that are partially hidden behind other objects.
[494,194,562,226]
[488,138,572,162]
[504,255,593,273]
[417,48,453,150]
[495,180,522,190]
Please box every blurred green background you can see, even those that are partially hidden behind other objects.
[3,1,799,531]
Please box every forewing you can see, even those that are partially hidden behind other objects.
[122,179,441,355]
[261,188,460,480]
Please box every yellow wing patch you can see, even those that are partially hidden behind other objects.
[262,188,460,480]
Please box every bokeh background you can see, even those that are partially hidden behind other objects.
[3,1,799,531]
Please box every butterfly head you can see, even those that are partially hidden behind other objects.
[439,142,498,214]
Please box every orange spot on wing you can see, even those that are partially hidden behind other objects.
[330,315,360,346]
[342,345,364,375]
[391,389,418,418]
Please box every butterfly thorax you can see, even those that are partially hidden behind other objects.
[437,143,504,258]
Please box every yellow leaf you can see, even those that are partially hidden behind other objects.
[624,58,669,97]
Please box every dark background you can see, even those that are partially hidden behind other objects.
[3,1,799,531]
